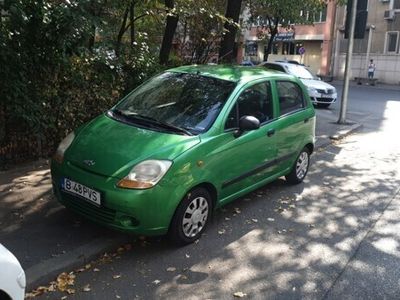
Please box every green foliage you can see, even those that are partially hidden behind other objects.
[0,0,161,166]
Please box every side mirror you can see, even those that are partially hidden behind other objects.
[234,116,260,137]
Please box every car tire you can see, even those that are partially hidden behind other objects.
[317,103,331,108]
[169,187,212,245]
[285,148,310,184]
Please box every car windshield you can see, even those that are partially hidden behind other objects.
[285,64,315,80]
[113,72,236,134]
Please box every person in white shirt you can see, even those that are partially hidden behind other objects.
[368,59,376,79]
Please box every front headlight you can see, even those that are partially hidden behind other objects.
[53,132,75,164]
[117,160,172,189]
[307,87,317,94]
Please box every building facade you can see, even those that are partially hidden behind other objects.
[333,0,400,84]
[239,2,337,77]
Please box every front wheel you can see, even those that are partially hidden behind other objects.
[285,148,310,184]
[169,188,212,245]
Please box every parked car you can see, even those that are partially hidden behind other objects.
[0,244,26,300]
[259,61,337,108]
[240,60,255,66]
[51,65,315,245]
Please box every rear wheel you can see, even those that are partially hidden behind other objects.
[169,187,212,245]
[285,148,310,184]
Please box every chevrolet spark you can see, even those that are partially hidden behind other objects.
[51,65,315,245]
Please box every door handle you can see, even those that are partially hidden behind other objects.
[267,129,275,137]
[304,118,309,123]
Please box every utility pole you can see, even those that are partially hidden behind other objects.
[338,0,358,124]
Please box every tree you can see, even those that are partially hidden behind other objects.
[219,0,242,63]
[159,0,179,65]
[248,0,325,61]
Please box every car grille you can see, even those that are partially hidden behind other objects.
[62,193,116,223]
[315,97,335,103]
[316,88,335,94]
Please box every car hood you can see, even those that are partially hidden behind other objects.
[66,115,201,178]
[300,78,335,91]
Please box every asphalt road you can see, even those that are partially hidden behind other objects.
[29,83,400,299]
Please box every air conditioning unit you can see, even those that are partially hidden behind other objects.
[380,0,390,3]
[384,10,395,20]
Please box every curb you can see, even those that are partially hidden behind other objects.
[26,236,130,291]
[316,122,363,150]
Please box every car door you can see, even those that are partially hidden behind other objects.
[215,80,279,203]
[272,80,311,173]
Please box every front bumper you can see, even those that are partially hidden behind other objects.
[309,92,337,104]
[51,160,183,236]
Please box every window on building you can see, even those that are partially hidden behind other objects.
[392,0,400,10]
[246,42,258,56]
[300,5,327,23]
[264,43,279,55]
[386,32,399,53]
[282,42,295,55]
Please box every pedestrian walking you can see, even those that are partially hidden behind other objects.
[368,59,376,79]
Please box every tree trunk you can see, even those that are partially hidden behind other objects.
[219,0,242,63]
[159,0,179,65]
[116,6,130,57]
[263,22,279,62]
[130,0,135,47]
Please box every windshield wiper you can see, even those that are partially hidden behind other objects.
[111,110,193,136]
[130,114,194,136]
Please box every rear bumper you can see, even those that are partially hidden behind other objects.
[51,160,182,236]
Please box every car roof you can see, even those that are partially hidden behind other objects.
[168,64,295,83]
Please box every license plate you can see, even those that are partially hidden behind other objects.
[61,178,101,206]
[320,94,333,99]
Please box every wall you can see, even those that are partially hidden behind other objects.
[335,53,400,85]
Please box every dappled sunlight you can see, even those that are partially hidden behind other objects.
[149,120,400,298]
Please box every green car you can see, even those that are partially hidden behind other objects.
[51,65,315,244]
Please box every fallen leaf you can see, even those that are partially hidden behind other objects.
[166,267,176,272]
[61,296,67,300]
[93,268,100,272]
[66,288,75,295]
[234,208,241,214]
[225,217,231,221]
[233,291,247,298]
[82,284,91,292]
[218,229,226,234]
[153,279,161,285]
[85,264,91,269]
[251,218,258,223]
[185,253,190,258]
[267,218,275,222]
[113,274,122,279]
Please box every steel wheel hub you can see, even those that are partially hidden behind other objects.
[182,196,209,238]
[296,152,309,179]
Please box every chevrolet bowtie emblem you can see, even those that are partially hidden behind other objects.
[83,160,96,166]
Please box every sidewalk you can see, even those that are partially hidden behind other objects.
[0,110,362,291]
[331,79,400,91]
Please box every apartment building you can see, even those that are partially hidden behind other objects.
[333,0,400,84]
[239,2,337,76]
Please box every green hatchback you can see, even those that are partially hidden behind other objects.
[51,65,315,244]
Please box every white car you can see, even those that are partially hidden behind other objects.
[259,61,337,108]
[0,244,26,300]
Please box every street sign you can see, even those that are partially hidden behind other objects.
[298,47,306,55]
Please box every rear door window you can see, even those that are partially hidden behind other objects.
[276,81,305,116]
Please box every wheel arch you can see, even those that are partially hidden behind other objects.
[304,142,314,155]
